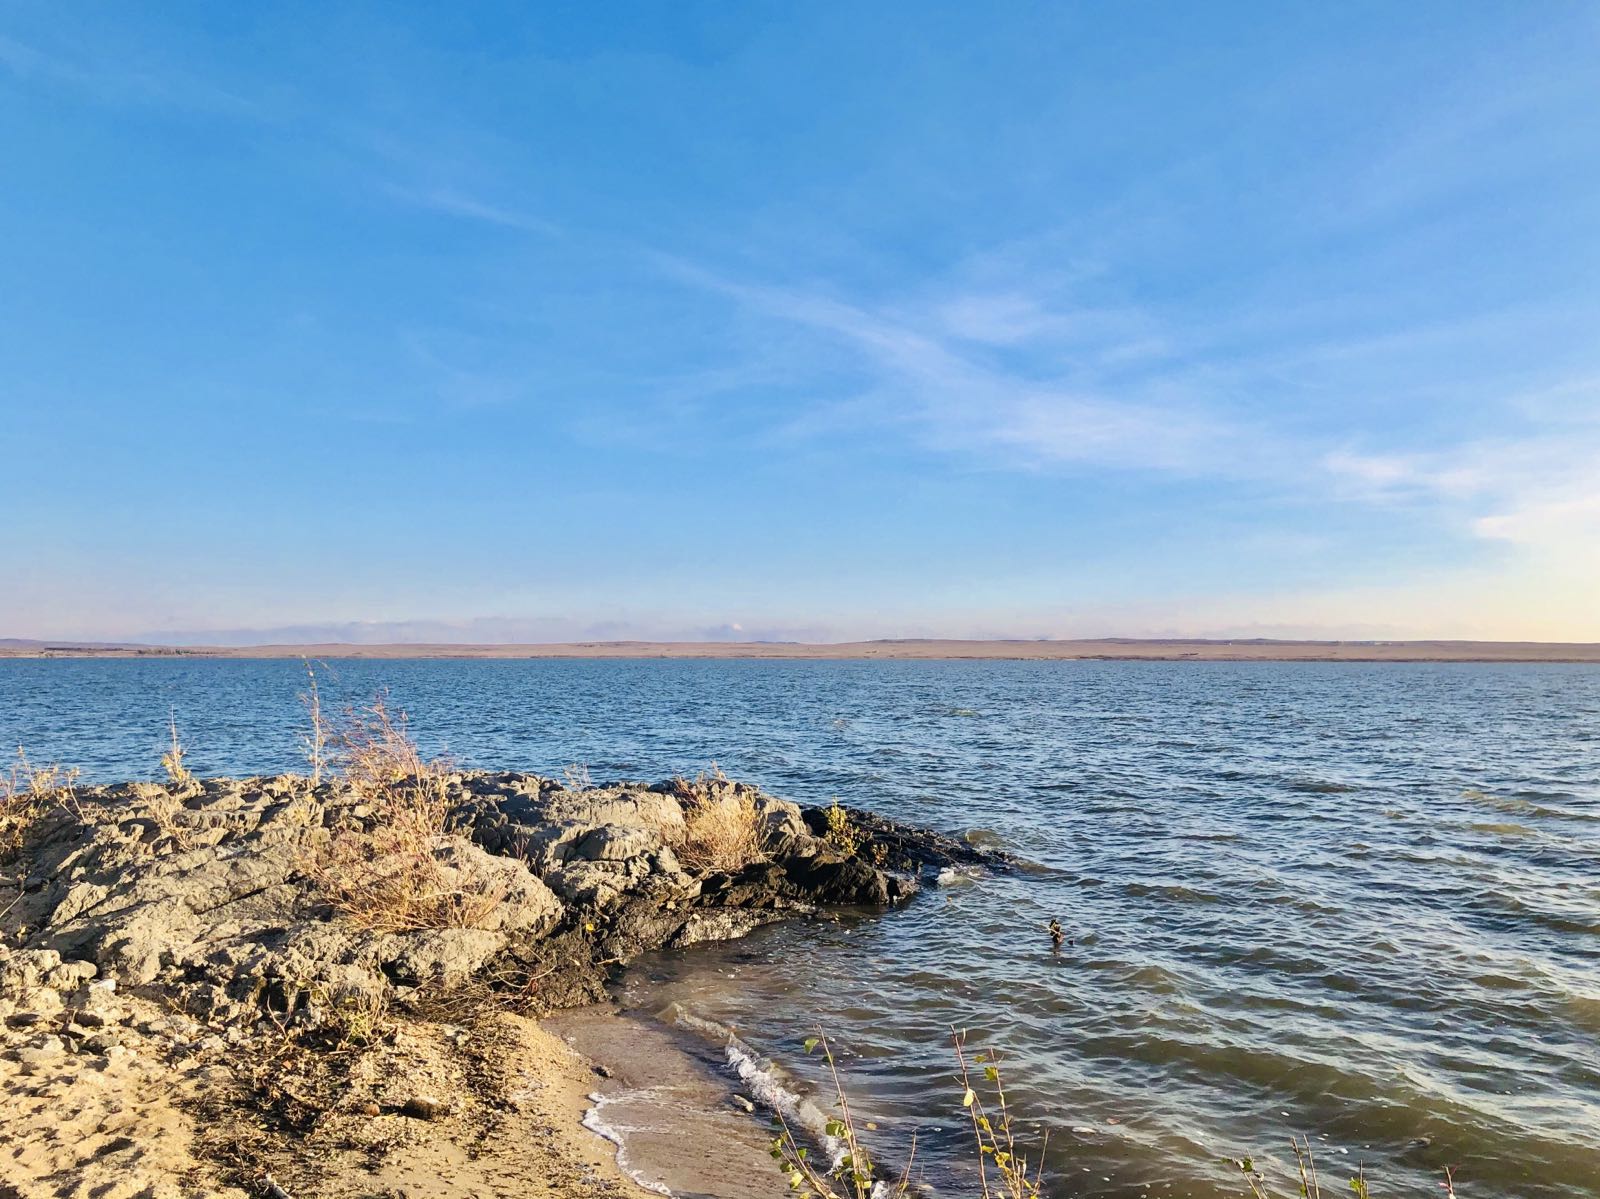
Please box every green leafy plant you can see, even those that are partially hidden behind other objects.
[768,1028,1462,1199]
[954,1033,1045,1199]
[822,799,862,856]
[768,1031,912,1199]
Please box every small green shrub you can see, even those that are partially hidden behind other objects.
[822,799,861,856]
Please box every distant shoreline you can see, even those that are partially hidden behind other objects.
[4,637,1599,662]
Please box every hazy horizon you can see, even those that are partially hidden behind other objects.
[8,622,1600,649]
[5,4,1599,643]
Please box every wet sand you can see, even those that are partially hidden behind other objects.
[6,637,1599,661]
[548,1007,783,1199]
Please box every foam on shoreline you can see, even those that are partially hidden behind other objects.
[548,1006,787,1199]
[665,1005,847,1166]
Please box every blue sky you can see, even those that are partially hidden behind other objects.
[3,2,1598,643]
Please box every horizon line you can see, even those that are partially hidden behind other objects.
[4,636,1600,663]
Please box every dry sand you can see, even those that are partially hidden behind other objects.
[0,977,669,1199]
[5,637,1599,662]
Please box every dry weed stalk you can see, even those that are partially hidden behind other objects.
[299,659,328,785]
[309,694,503,933]
[160,710,196,786]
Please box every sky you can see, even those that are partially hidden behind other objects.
[3,2,1598,644]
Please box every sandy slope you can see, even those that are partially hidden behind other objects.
[0,969,659,1199]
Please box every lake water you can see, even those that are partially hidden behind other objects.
[3,658,1597,1197]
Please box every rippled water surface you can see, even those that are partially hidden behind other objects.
[4,658,1598,1197]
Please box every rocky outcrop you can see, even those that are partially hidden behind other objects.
[3,771,1003,1036]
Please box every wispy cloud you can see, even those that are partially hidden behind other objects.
[0,30,264,117]
[1326,412,1600,558]
[377,181,560,236]
[662,250,1600,570]
[658,255,1251,476]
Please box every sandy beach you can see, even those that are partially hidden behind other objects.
[5,637,1599,662]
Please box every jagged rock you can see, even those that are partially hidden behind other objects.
[668,909,781,949]
[11,1032,66,1068]
[67,983,123,1028]
[0,948,65,995]
[13,985,65,1022]
[44,959,98,990]
[572,824,659,863]
[3,771,1003,1032]
[379,928,506,987]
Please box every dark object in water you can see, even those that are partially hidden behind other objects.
[1048,918,1064,949]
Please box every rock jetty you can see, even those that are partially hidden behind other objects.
[0,768,1002,1198]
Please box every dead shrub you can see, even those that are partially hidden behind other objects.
[1,748,80,859]
[307,694,503,933]
[671,765,764,873]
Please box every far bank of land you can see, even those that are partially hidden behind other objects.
[4,638,1600,662]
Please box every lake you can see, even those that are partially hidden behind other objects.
[3,657,1597,1197]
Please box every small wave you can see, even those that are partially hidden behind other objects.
[1461,789,1536,814]
[581,1093,674,1196]
[1565,993,1600,1034]
[1286,778,1360,794]
[936,864,983,886]
[1465,821,1538,838]
[1124,881,1221,904]
[1463,788,1600,823]
[665,1006,846,1166]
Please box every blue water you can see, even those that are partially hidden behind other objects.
[3,658,1598,1197]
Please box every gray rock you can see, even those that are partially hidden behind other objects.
[572,824,660,863]
[4,769,986,1032]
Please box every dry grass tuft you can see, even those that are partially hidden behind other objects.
[1,748,80,859]
[670,765,764,873]
[307,694,504,933]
